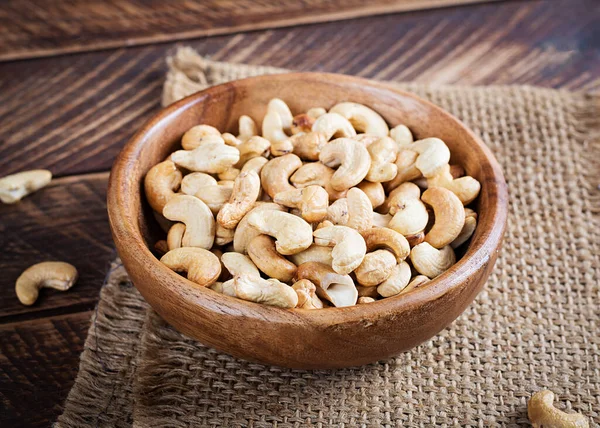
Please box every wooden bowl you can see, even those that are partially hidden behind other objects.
[107,72,507,369]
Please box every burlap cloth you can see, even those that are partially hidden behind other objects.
[56,48,600,427]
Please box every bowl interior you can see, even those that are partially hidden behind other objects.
[110,72,506,319]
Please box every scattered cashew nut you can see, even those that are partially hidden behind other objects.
[361,227,410,263]
[290,162,347,201]
[427,163,481,205]
[345,187,373,232]
[238,115,257,142]
[528,390,589,428]
[288,244,334,267]
[389,124,413,147]
[451,208,477,248]
[167,223,186,250]
[0,169,52,204]
[235,136,271,168]
[15,262,78,306]
[233,202,286,253]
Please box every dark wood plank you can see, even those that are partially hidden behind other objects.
[0,0,500,61]
[0,0,597,177]
[0,311,91,428]
[0,173,113,320]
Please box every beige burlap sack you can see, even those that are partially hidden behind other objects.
[57,48,600,427]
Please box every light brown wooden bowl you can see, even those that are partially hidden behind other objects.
[107,72,507,369]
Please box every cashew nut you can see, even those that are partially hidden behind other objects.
[288,244,333,267]
[400,275,431,295]
[0,169,52,204]
[353,134,380,147]
[210,280,237,296]
[290,113,316,134]
[260,154,302,198]
[296,262,358,307]
[15,262,78,305]
[215,223,235,246]
[183,182,232,215]
[218,167,240,181]
[160,247,221,287]
[372,212,392,228]
[413,164,466,189]
[427,164,481,205]
[144,160,182,213]
[271,131,327,160]
[389,124,413,147]
[410,243,456,278]
[162,194,215,249]
[233,202,285,253]
[235,136,271,168]
[262,98,293,143]
[217,171,261,229]
[345,187,373,232]
[354,249,396,286]
[386,183,429,244]
[407,138,450,178]
[234,275,298,308]
[319,138,371,191]
[528,390,589,428]
[221,252,260,277]
[384,149,420,192]
[313,225,366,274]
[171,142,240,174]
[357,284,379,299]
[181,172,218,195]
[326,198,349,225]
[222,132,242,147]
[167,223,186,250]
[241,156,268,175]
[290,162,347,201]
[357,181,385,208]
[365,136,399,182]
[238,115,257,142]
[274,185,329,223]
[247,235,297,282]
[247,210,313,255]
[312,112,356,140]
[377,261,411,297]
[329,102,389,136]
[422,186,465,248]
[451,208,477,248]
[358,296,376,304]
[181,125,223,150]
[306,107,327,119]
[292,279,324,309]
[361,227,409,262]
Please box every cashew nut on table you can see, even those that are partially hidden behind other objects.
[144,99,481,308]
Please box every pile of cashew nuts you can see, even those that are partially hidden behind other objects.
[146,99,482,309]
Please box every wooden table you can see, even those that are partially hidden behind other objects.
[0,1,598,425]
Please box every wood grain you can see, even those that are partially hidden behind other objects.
[0,1,597,177]
[0,173,113,320]
[0,0,500,61]
[0,312,91,428]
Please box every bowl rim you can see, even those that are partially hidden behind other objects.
[108,71,508,326]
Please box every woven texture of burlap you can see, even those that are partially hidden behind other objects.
[56,48,600,427]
